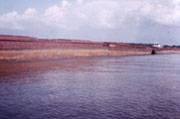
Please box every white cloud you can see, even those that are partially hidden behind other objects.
[61,0,72,7]
[0,8,37,30]
[77,0,84,4]
[24,8,37,16]
[0,0,180,44]
[0,0,180,30]
[147,1,180,25]
[43,5,65,27]
[0,11,22,30]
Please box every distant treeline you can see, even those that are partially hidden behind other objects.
[128,43,154,47]
[163,45,180,48]
[129,43,180,48]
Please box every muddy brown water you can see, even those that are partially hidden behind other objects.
[0,55,180,119]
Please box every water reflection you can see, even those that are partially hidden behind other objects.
[0,55,180,119]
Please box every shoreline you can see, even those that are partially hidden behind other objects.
[1,49,180,61]
[0,35,180,61]
[0,49,151,61]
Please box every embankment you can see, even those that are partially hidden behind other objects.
[0,49,151,61]
[0,35,179,61]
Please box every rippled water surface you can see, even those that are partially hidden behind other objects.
[0,54,180,119]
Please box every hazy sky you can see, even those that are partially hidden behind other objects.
[0,0,180,45]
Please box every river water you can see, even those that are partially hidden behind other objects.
[0,54,180,119]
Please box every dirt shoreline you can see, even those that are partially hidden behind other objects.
[1,49,180,61]
[0,49,152,61]
[0,35,180,61]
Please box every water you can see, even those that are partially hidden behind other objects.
[0,54,180,119]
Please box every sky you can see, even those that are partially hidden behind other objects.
[0,0,180,45]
